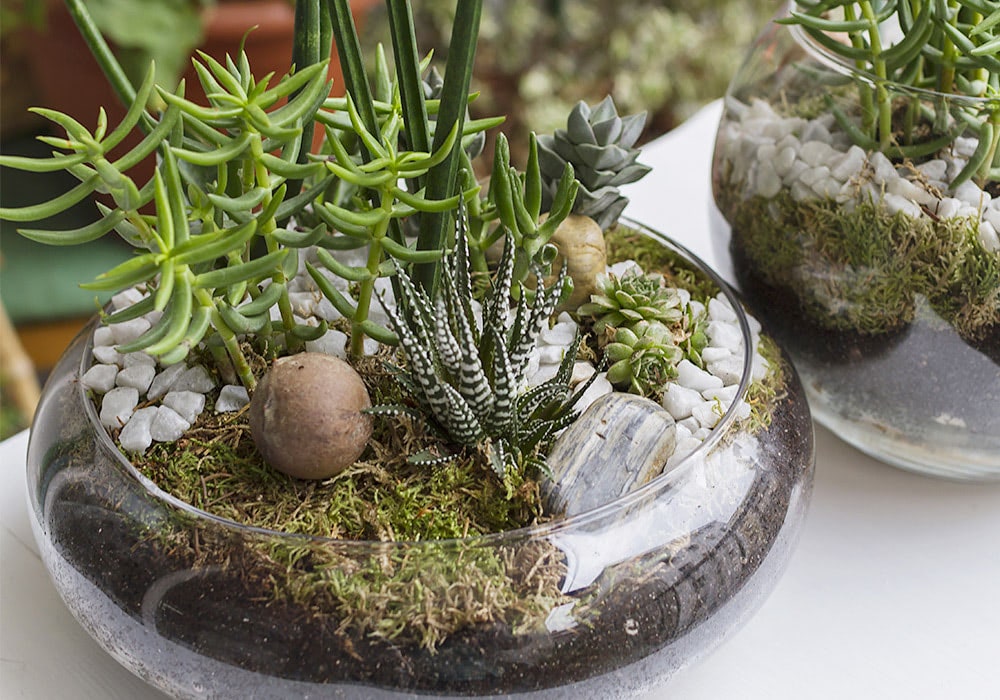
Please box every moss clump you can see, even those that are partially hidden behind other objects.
[133,406,544,543]
[717,178,1000,341]
[605,223,720,300]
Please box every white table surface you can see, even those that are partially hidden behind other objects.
[3,101,999,699]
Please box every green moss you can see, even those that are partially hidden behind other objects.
[133,406,544,543]
[718,178,999,340]
[605,223,719,301]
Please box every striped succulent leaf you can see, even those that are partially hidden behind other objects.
[372,207,584,484]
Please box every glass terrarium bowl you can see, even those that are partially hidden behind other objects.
[26,223,814,698]
[711,3,1000,479]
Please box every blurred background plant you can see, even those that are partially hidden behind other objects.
[362,0,777,162]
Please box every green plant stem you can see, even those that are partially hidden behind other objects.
[250,136,302,354]
[413,0,483,295]
[859,1,892,150]
[938,0,959,94]
[288,0,329,198]
[326,0,378,142]
[62,0,156,133]
[386,0,431,158]
[349,191,395,358]
[186,278,256,390]
[981,109,1000,185]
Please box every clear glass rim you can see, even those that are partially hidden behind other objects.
[786,3,999,106]
[79,219,756,548]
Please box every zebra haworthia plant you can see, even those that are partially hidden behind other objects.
[373,209,594,480]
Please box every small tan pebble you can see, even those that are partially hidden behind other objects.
[248,352,372,480]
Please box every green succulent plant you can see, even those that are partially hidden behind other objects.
[577,268,684,335]
[604,320,683,397]
[372,208,595,481]
[536,96,651,229]
[782,0,1000,187]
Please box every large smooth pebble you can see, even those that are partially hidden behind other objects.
[543,393,677,516]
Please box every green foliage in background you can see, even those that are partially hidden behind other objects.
[363,0,777,156]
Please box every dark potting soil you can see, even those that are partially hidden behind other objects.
[731,239,1000,442]
[40,359,812,696]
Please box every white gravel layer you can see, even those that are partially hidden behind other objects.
[85,253,770,458]
[717,97,1000,253]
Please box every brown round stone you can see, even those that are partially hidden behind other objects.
[248,352,372,480]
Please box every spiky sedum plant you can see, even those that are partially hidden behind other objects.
[373,209,594,482]
[783,0,1000,187]
[0,0,495,390]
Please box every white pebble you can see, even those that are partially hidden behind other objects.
[888,176,937,206]
[173,365,216,393]
[674,422,693,442]
[215,385,250,413]
[700,346,732,363]
[150,406,190,442]
[607,260,642,278]
[536,345,566,365]
[570,361,596,386]
[305,329,349,358]
[81,364,119,393]
[917,159,948,181]
[732,399,753,422]
[707,356,745,386]
[147,363,186,400]
[92,345,123,365]
[773,146,798,177]
[692,401,723,430]
[983,206,1000,233]
[541,320,577,347]
[528,363,560,386]
[109,317,152,345]
[573,373,613,414]
[99,387,139,428]
[799,140,835,167]
[866,151,895,184]
[706,320,744,353]
[693,427,712,440]
[123,351,156,367]
[111,288,145,311]
[676,360,724,392]
[162,390,206,423]
[831,145,866,181]
[953,180,989,209]
[936,198,964,219]
[707,296,737,323]
[313,296,342,322]
[662,383,704,420]
[677,416,701,434]
[362,336,381,356]
[116,364,156,394]
[288,291,318,317]
[884,193,922,218]
[751,353,770,382]
[953,137,979,159]
[754,160,782,198]
[93,326,115,348]
[978,220,1000,253]
[702,384,740,405]
[118,407,158,452]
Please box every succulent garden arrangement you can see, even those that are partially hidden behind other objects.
[713,0,1000,475]
[4,0,816,695]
